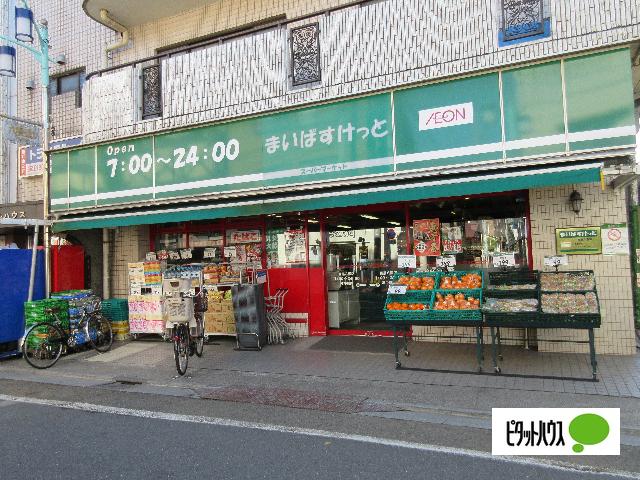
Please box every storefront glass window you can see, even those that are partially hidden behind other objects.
[307,215,321,267]
[266,215,306,268]
[324,209,406,330]
[155,232,187,251]
[409,193,529,269]
[225,225,264,270]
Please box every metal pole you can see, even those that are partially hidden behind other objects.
[27,223,39,301]
[37,22,51,298]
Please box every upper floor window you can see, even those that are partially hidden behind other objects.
[49,69,85,107]
[499,0,550,46]
[290,23,321,86]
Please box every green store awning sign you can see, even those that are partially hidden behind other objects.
[556,227,602,255]
[50,48,636,211]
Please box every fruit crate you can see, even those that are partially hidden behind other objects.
[427,289,483,322]
[484,270,539,298]
[384,290,432,322]
[437,270,484,290]
[390,271,440,289]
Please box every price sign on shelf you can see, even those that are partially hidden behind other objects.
[436,255,456,268]
[179,249,192,260]
[223,246,237,258]
[544,255,568,267]
[492,253,515,268]
[145,251,157,261]
[397,254,417,269]
[388,285,407,295]
[203,248,217,259]
[168,250,180,260]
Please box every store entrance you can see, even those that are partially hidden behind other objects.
[325,208,407,331]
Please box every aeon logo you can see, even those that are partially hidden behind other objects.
[418,102,474,131]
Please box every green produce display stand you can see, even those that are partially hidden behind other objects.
[385,271,484,371]
[483,270,601,379]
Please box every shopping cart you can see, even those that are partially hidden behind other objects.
[264,288,291,344]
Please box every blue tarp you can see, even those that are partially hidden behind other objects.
[0,250,45,343]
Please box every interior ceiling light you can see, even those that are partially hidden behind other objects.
[307,219,319,223]
[337,225,351,229]
[387,221,401,226]
[360,214,379,220]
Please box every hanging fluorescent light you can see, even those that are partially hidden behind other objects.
[337,225,351,229]
[387,221,401,226]
[15,7,34,43]
[307,219,319,224]
[0,46,16,77]
[360,214,379,220]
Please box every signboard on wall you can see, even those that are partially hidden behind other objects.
[413,219,440,256]
[49,49,635,213]
[555,227,602,255]
[18,145,43,177]
[20,136,83,178]
[601,223,629,255]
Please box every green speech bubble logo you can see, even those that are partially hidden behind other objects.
[569,413,610,453]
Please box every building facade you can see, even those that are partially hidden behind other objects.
[8,0,640,354]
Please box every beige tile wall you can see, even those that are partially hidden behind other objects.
[529,182,636,355]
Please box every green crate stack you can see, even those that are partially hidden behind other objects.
[102,299,129,340]
[24,299,69,348]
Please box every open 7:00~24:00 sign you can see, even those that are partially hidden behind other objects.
[105,139,240,178]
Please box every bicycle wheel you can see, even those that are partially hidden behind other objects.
[195,315,204,357]
[173,324,189,376]
[22,322,64,369]
[86,314,113,353]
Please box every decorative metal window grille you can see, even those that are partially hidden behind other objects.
[290,23,321,86]
[501,0,544,42]
[142,64,162,119]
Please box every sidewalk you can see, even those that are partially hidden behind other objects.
[1,336,639,436]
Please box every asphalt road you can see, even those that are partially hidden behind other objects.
[0,397,636,480]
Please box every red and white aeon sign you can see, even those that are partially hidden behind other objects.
[418,102,474,131]
[18,145,44,178]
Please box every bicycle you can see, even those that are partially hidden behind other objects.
[171,288,206,376]
[22,300,113,369]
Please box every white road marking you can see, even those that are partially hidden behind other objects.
[0,393,638,479]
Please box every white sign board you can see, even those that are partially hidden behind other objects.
[203,248,217,259]
[419,102,474,131]
[388,285,408,295]
[397,254,417,269]
[436,255,457,268]
[601,223,629,255]
[224,246,237,258]
[492,253,516,267]
[544,255,568,267]
[179,249,192,260]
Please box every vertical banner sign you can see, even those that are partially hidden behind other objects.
[413,219,440,256]
[601,223,629,255]
[18,145,43,177]
[441,225,463,254]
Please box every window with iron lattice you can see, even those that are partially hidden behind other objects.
[290,23,321,86]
